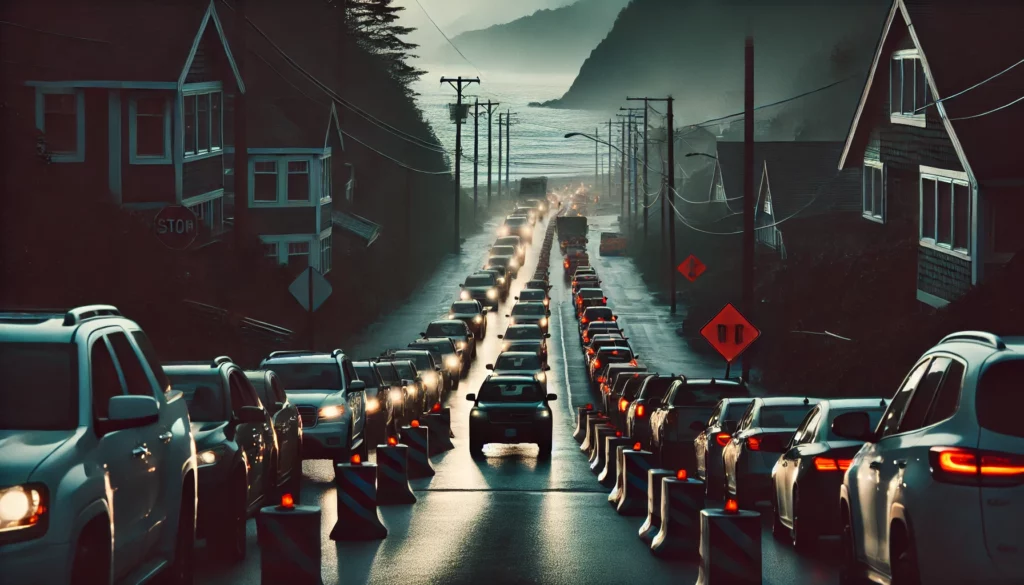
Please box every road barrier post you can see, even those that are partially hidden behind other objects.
[608,445,628,505]
[598,436,632,487]
[639,468,675,544]
[616,447,654,516]
[573,404,595,442]
[375,444,417,505]
[696,502,761,585]
[330,459,387,541]
[650,473,705,557]
[400,424,435,479]
[256,496,323,585]
[588,424,616,466]
[424,408,454,455]
[580,412,608,452]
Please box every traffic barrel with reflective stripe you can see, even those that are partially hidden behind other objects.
[329,462,387,541]
[650,475,705,557]
[580,412,608,452]
[639,468,675,544]
[616,448,654,516]
[598,436,633,487]
[696,507,762,585]
[400,424,435,479]
[375,444,416,505]
[424,409,454,455]
[256,502,323,585]
[587,424,616,466]
[573,405,595,443]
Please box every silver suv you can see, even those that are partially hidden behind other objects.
[260,350,367,463]
[0,305,197,585]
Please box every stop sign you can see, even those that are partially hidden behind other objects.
[154,205,198,250]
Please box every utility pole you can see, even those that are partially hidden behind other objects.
[742,37,755,379]
[483,100,499,207]
[505,110,514,195]
[233,0,248,251]
[472,99,479,221]
[498,113,503,200]
[614,115,626,218]
[607,119,612,204]
[621,107,643,229]
[440,75,480,254]
[630,96,674,310]
[594,127,599,193]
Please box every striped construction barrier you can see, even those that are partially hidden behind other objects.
[588,425,618,472]
[587,424,616,465]
[616,448,654,516]
[696,506,762,585]
[330,461,387,541]
[580,413,609,453]
[256,499,323,585]
[375,444,416,505]
[424,408,454,455]
[400,424,435,479]
[572,404,595,442]
[597,436,633,487]
[638,469,675,544]
[650,473,705,557]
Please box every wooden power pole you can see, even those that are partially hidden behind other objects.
[742,38,755,379]
[440,76,480,253]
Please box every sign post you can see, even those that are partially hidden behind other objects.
[700,303,760,378]
[289,267,332,350]
[154,205,198,250]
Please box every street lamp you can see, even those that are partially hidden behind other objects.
[564,132,624,155]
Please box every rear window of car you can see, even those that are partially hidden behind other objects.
[395,353,433,371]
[427,322,468,336]
[168,373,228,422]
[412,341,453,354]
[265,362,342,391]
[505,327,543,340]
[490,257,511,266]
[825,407,886,441]
[451,302,480,313]
[759,405,814,428]
[673,384,748,406]
[513,304,546,316]
[579,289,604,299]
[519,290,545,301]
[495,354,541,370]
[391,361,417,379]
[495,237,521,247]
[639,377,676,401]
[584,308,613,319]
[491,246,515,256]
[478,382,544,403]
[466,275,494,287]
[0,343,78,430]
[506,217,527,226]
[374,363,400,385]
[976,359,1024,438]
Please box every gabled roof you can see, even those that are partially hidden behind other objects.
[1,0,243,90]
[718,142,861,222]
[840,0,1024,183]
[332,211,380,247]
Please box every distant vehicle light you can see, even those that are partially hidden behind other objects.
[619,398,629,412]
[536,372,546,383]
[365,398,380,414]
[461,291,471,300]
[633,442,642,451]
[474,315,483,323]
[636,404,645,417]
[487,288,498,299]
[280,493,295,509]
[387,436,398,446]
[389,389,403,404]
[715,432,731,447]
[724,498,739,514]
[319,405,344,419]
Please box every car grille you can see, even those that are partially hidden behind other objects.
[297,406,318,428]
[488,411,536,423]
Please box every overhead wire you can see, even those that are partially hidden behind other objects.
[913,54,1024,114]
[949,94,1024,120]
[0,20,110,43]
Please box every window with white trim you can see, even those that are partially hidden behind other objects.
[183,91,222,157]
[921,170,971,255]
[130,95,170,162]
[890,52,929,123]
[321,156,332,201]
[254,161,278,202]
[263,242,279,261]
[287,161,310,202]
[320,234,332,275]
[863,161,885,222]
[36,89,84,160]
[288,241,310,269]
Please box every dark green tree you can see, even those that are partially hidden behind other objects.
[345,0,426,94]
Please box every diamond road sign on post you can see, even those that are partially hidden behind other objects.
[289,267,332,312]
[677,254,706,283]
[700,303,760,363]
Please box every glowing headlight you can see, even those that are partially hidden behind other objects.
[536,372,546,383]
[543,299,549,306]
[486,288,498,299]
[508,317,516,325]
[448,313,456,319]
[470,409,486,418]
[0,484,46,531]
[405,384,416,397]
[457,341,467,350]
[537,409,550,417]
[473,315,483,324]
[539,204,546,211]
[539,317,548,327]
[422,372,438,387]
[510,259,519,268]
[497,277,506,285]
[502,343,510,351]
[460,290,471,300]
[445,355,460,370]
[498,226,510,236]
[319,405,344,419]
[389,389,403,404]
[365,398,380,414]
[522,227,532,236]
[197,448,223,467]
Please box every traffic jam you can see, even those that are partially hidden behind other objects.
[1,186,1022,585]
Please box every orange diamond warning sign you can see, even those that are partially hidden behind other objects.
[700,303,760,363]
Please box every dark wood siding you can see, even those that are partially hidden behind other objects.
[121,89,176,204]
[183,155,224,199]
[184,25,229,84]
[319,198,332,232]
[250,207,317,235]
[917,246,971,301]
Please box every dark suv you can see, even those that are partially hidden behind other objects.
[466,376,556,458]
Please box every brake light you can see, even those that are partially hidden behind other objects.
[387,436,398,446]
[612,350,619,355]
[724,498,739,514]
[431,402,441,413]
[612,315,617,321]
[615,430,623,437]
[593,359,601,369]
[564,260,569,268]
[280,493,295,509]
[715,432,731,447]
[633,442,642,450]
[603,297,608,303]
[601,384,610,394]
[746,436,761,451]
[619,398,629,412]
[813,457,839,472]
[636,404,646,417]
[597,376,606,383]
[350,454,362,465]
[838,459,853,471]
[411,420,420,428]
[581,317,588,324]
[587,348,595,355]
[930,447,1024,485]
[630,359,638,366]
[676,469,687,480]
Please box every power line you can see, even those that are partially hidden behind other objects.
[914,54,1024,114]
[0,20,110,44]
[949,93,1024,120]
[411,0,482,77]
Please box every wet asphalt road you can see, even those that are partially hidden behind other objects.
[196,209,843,585]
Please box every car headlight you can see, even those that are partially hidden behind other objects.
[502,343,510,351]
[543,299,550,306]
[0,484,47,533]
[319,405,344,419]
[448,313,456,319]
[522,227,532,236]
[389,389,403,404]
[536,409,550,417]
[456,341,467,350]
[473,315,483,324]
[498,226,510,236]
[197,445,229,467]
[539,317,548,327]
[365,398,380,414]
[470,409,486,418]
[497,277,506,285]
[445,355,460,370]
[508,317,516,325]
[486,288,498,299]
[510,259,519,268]
[421,372,437,387]
[405,384,416,397]
[536,372,546,383]
[460,290,471,300]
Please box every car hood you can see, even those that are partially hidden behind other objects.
[190,421,229,450]
[286,390,344,408]
[0,429,78,484]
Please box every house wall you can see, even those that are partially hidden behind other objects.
[183,156,224,199]
[28,87,110,200]
[918,246,971,301]
[250,207,317,235]
[121,89,175,204]
[185,25,227,84]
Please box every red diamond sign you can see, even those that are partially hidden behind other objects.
[700,303,760,363]
[677,254,706,282]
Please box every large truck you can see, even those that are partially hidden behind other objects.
[519,177,548,199]
[556,216,588,256]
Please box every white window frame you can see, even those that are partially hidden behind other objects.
[890,50,928,127]
[862,160,886,223]
[252,160,279,204]
[249,156,316,207]
[35,87,85,162]
[263,242,279,260]
[182,85,223,162]
[128,94,172,164]
[260,234,314,266]
[286,160,311,203]
[320,153,333,204]
[319,230,332,275]
[919,165,971,260]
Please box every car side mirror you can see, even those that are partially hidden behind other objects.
[348,380,366,393]
[459,283,465,288]
[689,420,706,433]
[546,393,558,401]
[515,296,519,300]
[545,333,551,338]
[419,332,426,337]
[486,364,494,370]
[456,349,463,356]
[497,334,504,339]
[832,411,874,442]
[107,395,159,429]
[465,393,476,402]
[236,405,266,424]
[506,314,511,318]
[546,311,552,316]
[544,365,551,371]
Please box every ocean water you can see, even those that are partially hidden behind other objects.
[412,66,615,186]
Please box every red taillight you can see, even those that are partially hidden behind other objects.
[603,297,608,303]
[601,384,610,394]
[930,447,1024,485]
[564,261,569,268]
[615,430,623,437]
[593,359,601,369]
[612,350,619,355]
[585,403,593,410]
[629,359,638,366]
[633,442,642,451]
[619,398,629,412]
[431,402,441,413]
[612,315,617,321]
[813,457,839,472]
[746,436,761,451]
[724,498,739,513]
[351,454,362,465]
[636,404,646,417]
[597,376,606,383]
[387,436,398,446]
[587,348,595,355]
[411,420,420,428]
[581,317,588,324]
[280,493,295,509]
[573,280,578,287]
[838,459,853,471]
[715,432,731,447]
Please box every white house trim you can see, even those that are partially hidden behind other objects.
[325,103,346,151]
[182,81,222,93]
[260,233,316,267]
[34,87,85,163]
[177,2,245,94]
[107,91,122,204]
[26,80,176,89]
[862,160,886,224]
[173,92,184,201]
[248,155,317,207]
[916,289,950,308]
[225,147,329,155]
[182,188,224,207]
[128,94,173,165]
[919,165,968,182]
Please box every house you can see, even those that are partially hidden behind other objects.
[839,0,1024,308]
[715,142,862,259]
[1,0,244,239]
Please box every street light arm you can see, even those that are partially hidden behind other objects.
[565,132,625,155]
[684,152,717,160]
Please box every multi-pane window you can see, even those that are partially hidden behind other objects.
[921,171,971,255]
[183,91,222,157]
[321,156,333,201]
[863,162,885,221]
[287,161,310,202]
[890,53,929,119]
[320,235,332,275]
[288,241,310,269]
[42,92,78,153]
[184,95,196,155]
[134,96,167,158]
[263,242,279,261]
[254,161,278,202]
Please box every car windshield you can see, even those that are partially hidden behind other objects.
[976,360,1024,439]
[506,217,527,227]
[495,237,521,248]
[495,354,541,370]
[519,290,545,301]
[584,308,613,319]
[168,373,228,422]
[0,343,77,430]
[266,362,342,391]
[599,347,633,359]
[395,353,434,371]
[579,289,603,299]
[478,382,544,403]
[354,364,381,388]
[505,327,543,340]
[489,257,511,267]
[451,302,480,313]
[390,361,417,379]
[825,407,886,441]
[466,275,494,287]
[427,322,468,336]
[491,246,515,257]
[375,363,400,385]
[506,341,541,352]
[512,304,546,316]
[760,405,815,428]
[672,384,748,406]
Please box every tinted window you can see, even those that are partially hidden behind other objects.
[583,308,613,319]
[169,373,228,422]
[519,290,545,301]
[375,363,400,385]
[925,360,963,426]
[976,359,1024,438]
[505,327,543,340]
[512,304,546,315]
[266,362,342,391]
[395,353,433,371]
[790,408,819,445]
[0,343,77,430]
[132,331,170,393]
[878,360,929,438]
[623,376,651,401]
[451,302,481,313]
[825,407,886,441]
[91,339,123,419]
[107,332,153,397]
[598,348,633,361]
[477,382,544,403]
[578,289,604,299]
[354,364,382,388]
[759,406,813,428]
[722,401,753,422]
[270,376,287,403]
[342,361,358,386]
[229,372,258,412]
[427,322,469,336]
[248,373,273,407]
[466,275,493,287]
[673,383,747,406]
[898,357,949,433]
[495,354,541,370]
[737,403,756,430]
[393,361,417,379]
[639,377,676,402]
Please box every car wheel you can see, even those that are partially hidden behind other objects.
[70,520,111,585]
[890,526,921,585]
[839,506,864,585]
[164,489,195,585]
[264,456,279,504]
[469,432,484,457]
[214,475,247,562]
[792,488,817,553]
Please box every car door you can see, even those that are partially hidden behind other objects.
[726,402,757,493]
[779,407,821,523]
[696,403,723,480]
[270,374,299,480]
[342,358,365,442]
[229,370,265,506]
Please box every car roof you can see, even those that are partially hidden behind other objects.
[578,288,603,293]
[411,337,454,346]
[513,301,547,308]
[164,364,226,376]
[485,375,541,384]
[685,378,745,388]
[263,352,337,364]
[392,349,432,356]
[758,396,821,407]
[429,319,467,327]
[496,351,540,360]
[0,306,141,344]
[597,346,632,354]
[506,324,543,331]
[820,397,890,410]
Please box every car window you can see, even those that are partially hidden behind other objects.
[898,357,950,433]
[131,330,170,393]
[248,374,273,407]
[878,359,930,438]
[495,354,541,370]
[394,361,417,380]
[791,407,820,445]
[270,374,287,404]
[266,362,342,391]
[427,322,468,336]
[737,402,756,430]
[229,371,258,413]
[342,360,358,386]
[519,291,545,301]
[824,407,886,441]
[513,304,546,315]
[0,343,78,431]
[579,289,604,299]
[168,373,227,422]
[466,275,493,286]
[452,301,480,313]
[676,383,747,406]
[375,363,399,385]
[505,327,542,340]
[354,364,382,388]
[976,359,1024,439]
[91,338,124,419]
[107,331,153,397]
[707,403,724,426]
[760,405,814,428]
[639,377,674,403]
[477,382,544,403]
[924,360,964,426]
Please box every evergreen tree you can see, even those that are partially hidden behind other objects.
[346,0,426,94]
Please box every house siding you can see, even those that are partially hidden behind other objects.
[250,207,316,235]
[120,89,176,204]
[183,156,224,199]
[319,198,332,232]
[917,246,971,302]
[184,25,227,84]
